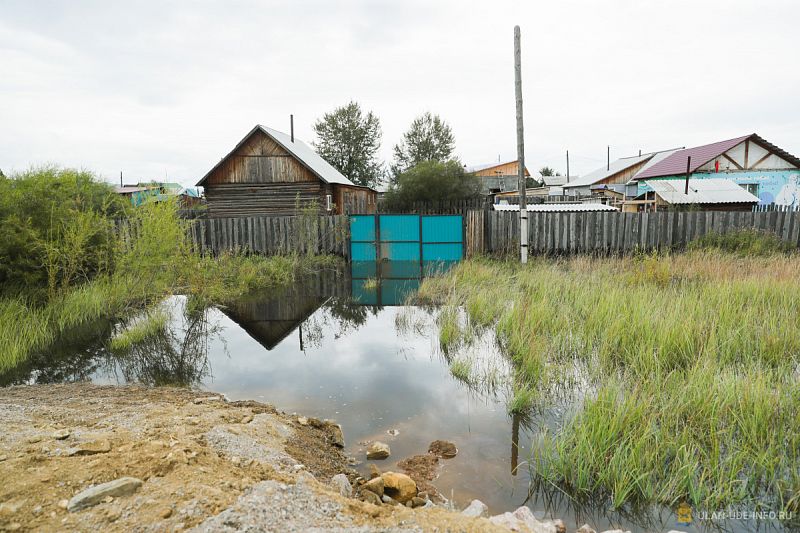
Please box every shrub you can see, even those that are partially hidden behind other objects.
[689,229,795,256]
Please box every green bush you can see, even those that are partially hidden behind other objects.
[0,166,125,297]
[383,160,480,210]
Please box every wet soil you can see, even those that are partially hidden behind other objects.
[0,384,508,532]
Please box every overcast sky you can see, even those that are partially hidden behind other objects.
[1,0,798,187]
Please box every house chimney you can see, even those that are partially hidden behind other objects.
[290,114,294,142]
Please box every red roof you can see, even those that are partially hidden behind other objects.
[633,135,751,180]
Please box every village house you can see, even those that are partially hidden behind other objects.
[561,148,683,201]
[629,134,800,207]
[624,178,760,212]
[196,125,377,217]
[465,160,530,194]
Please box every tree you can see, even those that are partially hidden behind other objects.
[391,112,455,178]
[313,101,383,188]
[539,166,555,177]
[383,160,480,210]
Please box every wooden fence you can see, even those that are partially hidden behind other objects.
[468,209,800,256]
[188,215,349,257]
[186,210,800,259]
[377,197,492,215]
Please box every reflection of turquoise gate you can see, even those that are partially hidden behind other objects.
[349,214,464,305]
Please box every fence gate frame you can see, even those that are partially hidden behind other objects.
[349,213,465,272]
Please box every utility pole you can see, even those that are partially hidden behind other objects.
[566,150,570,183]
[514,25,528,264]
[607,146,610,171]
[684,156,692,194]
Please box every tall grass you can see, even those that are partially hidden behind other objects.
[0,198,341,372]
[416,250,800,514]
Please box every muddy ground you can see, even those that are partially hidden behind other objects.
[0,384,511,532]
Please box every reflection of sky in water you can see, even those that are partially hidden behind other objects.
[83,291,771,533]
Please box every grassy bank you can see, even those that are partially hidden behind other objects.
[416,245,800,513]
[0,170,340,373]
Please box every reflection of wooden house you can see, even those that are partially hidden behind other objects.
[222,273,348,350]
[197,125,377,217]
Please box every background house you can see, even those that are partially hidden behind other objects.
[466,160,530,194]
[197,125,377,217]
[624,178,759,212]
[631,134,800,207]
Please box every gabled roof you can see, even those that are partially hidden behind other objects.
[197,125,359,187]
[465,160,530,176]
[542,175,567,186]
[633,134,800,180]
[563,153,655,188]
[645,178,759,204]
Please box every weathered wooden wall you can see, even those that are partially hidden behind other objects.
[188,215,349,257]
[468,209,800,256]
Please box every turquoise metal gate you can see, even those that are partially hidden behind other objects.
[349,214,464,304]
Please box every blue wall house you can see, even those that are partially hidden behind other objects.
[630,134,800,207]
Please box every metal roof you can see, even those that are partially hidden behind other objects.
[634,136,751,180]
[542,175,568,186]
[563,153,654,188]
[645,178,759,204]
[197,125,362,188]
[632,134,800,180]
[494,203,618,212]
[114,186,149,194]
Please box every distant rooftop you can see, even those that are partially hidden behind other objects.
[644,178,759,204]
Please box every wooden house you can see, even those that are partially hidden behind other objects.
[197,125,377,217]
[465,160,530,194]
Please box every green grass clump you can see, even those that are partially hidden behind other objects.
[417,252,800,514]
[689,228,795,256]
[449,358,473,384]
[109,308,170,351]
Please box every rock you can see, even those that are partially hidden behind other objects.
[461,499,488,518]
[513,506,558,533]
[160,508,173,519]
[428,439,458,458]
[27,435,42,444]
[331,473,352,498]
[241,415,253,424]
[58,499,69,510]
[368,464,382,479]
[52,429,71,440]
[361,476,384,497]
[326,423,345,448]
[366,441,391,460]
[297,416,309,426]
[381,495,401,506]
[66,439,112,456]
[410,497,427,508]
[576,525,596,533]
[489,512,521,531]
[380,472,417,504]
[361,490,382,506]
[7,523,21,531]
[67,477,143,512]
[193,396,221,404]
[387,429,400,436]
[599,530,629,533]
[552,519,566,533]
[0,499,25,516]
[0,454,7,462]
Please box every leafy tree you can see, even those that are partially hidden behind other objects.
[313,101,384,188]
[383,160,480,210]
[391,112,455,178]
[539,166,555,177]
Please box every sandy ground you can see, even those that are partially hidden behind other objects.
[0,384,511,532]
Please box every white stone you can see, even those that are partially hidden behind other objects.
[67,477,142,512]
[461,499,488,518]
[330,473,352,498]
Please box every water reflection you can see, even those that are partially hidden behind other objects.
[0,263,782,533]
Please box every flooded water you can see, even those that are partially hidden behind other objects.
[1,264,788,533]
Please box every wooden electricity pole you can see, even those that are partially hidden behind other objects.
[514,25,528,264]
